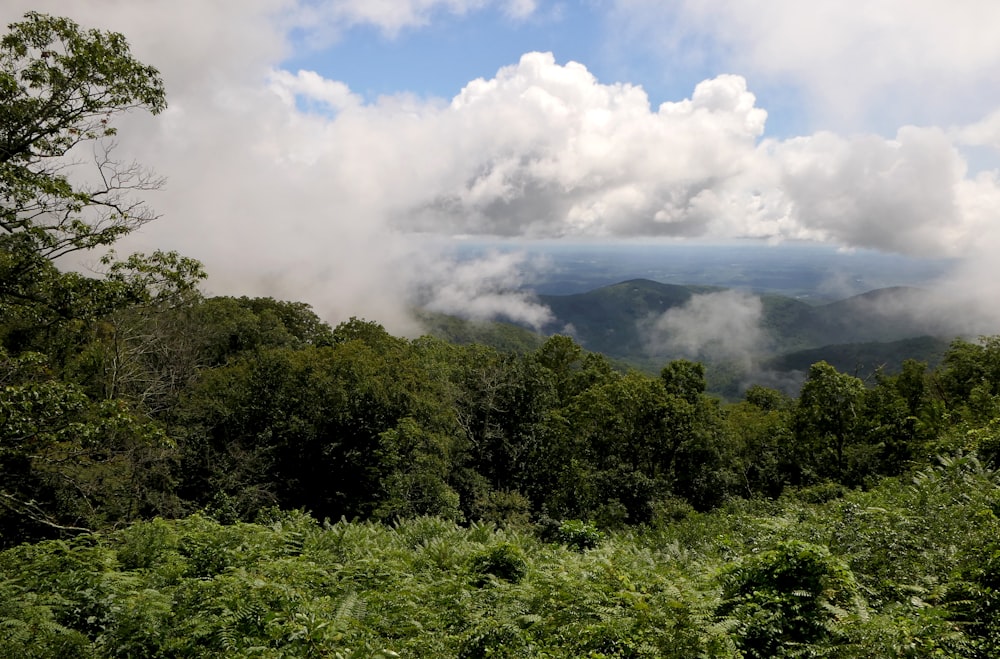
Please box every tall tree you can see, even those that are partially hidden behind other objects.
[0,13,180,542]
[1,11,167,338]
[795,361,866,479]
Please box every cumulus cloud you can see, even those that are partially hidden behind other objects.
[613,0,1000,130]
[413,59,767,238]
[5,1,1000,338]
[761,127,974,257]
[643,290,765,368]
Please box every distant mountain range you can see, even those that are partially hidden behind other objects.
[420,278,961,396]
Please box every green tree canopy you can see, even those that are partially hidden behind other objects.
[0,13,187,543]
[795,361,866,478]
[1,11,167,325]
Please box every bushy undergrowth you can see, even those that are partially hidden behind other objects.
[0,457,998,658]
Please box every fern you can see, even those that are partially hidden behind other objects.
[0,493,996,658]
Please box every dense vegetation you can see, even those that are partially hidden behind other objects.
[4,11,1000,657]
[3,459,1000,657]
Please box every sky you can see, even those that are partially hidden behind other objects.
[4,1,1000,336]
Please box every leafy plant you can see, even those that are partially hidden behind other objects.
[470,542,528,585]
[716,539,861,658]
[556,519,603,551]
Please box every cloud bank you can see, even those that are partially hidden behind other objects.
[4,1,1000,336]
[416,250,554,328]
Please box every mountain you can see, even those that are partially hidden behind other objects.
[808,287,943,345]
[420,280,960,395]
[538,279,722,357]
[764,336,951,377]
[535,281,950,359]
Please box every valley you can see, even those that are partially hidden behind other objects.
[423,277,959,397]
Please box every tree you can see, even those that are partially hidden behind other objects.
[0,14,184,542]
[794,361,866,479]
[744,384,790,412]
[660,359,706,405]
[937,337,1000,422]
[717,540,860,658]
[533,334,585,404]
[0,348,175,543]
[1,12,166,328]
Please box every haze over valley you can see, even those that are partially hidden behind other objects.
[417,241,969,395]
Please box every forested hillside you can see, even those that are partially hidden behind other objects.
[533,279,951,375]
[423,279,954,397]
[4,12,1000,657]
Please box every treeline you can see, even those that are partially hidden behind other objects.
[5,11,1000,549]
[6,280,1000,546]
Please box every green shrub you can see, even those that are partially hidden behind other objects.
[459,623,530,658]
[788,481,847,504]
[556,519,603,551]
[114,518,179,571]
[470,542,528,585]
[536,516,604,551]
[473,489,533,529]
[717,540,860,658]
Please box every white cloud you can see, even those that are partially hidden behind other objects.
[268,69,362,113]
[502,0,537,19]
[762,126,975,256]
[955,109,1000,151]
[613,0,1000,130]
[5,1,1000,337]
[416,57,767,238]
[643,290,765,367]
[417,251,554,328]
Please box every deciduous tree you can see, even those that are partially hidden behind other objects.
[795,361,866,478]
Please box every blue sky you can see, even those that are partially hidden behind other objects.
[277,1,1000,140]
[287,5,607,101]
[282,3,805,134]
[4,1,1000,332]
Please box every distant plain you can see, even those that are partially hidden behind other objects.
[454,240,956,300]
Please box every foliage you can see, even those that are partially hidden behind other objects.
[8,12,1000,656]
[795,361,867,480]
[716,540,861,657]
[1,11,166,328]
[537,516,605,551]
[1,464,998,658]
[416,308,544,354]
[469,541,528,585]
[0,348,174,542]
[0,12,197,542]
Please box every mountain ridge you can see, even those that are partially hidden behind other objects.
[419,279,958,395]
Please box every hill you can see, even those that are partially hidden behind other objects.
[423,281,960,394]
[414,309,544,353]
[764,335,951,377]
[538,279,723,357]
[535,280,945,353]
